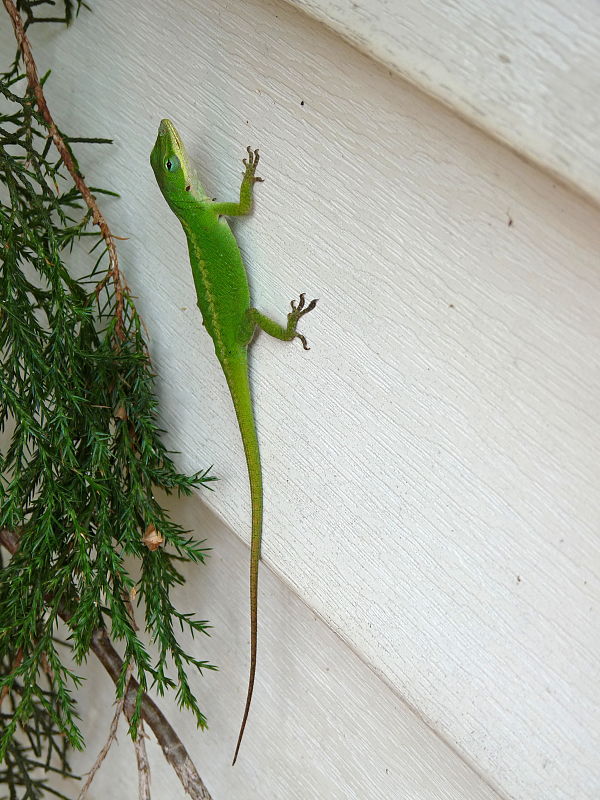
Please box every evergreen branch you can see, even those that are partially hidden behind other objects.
[14,0,89,27]
[1,2,218,796]
[3,0,127,340]
[90,627,213,800]
[0,528,214,800]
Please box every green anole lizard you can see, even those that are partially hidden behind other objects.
[150,119,316,764]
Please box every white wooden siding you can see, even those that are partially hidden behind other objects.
[3,0,597,797]
[286,0,600,207]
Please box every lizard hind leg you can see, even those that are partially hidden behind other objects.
[240,293,318,349]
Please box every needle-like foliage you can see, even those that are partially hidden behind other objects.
[0,2,216,793]
[0,629,78,800]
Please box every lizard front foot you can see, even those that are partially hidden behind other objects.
[242,147,264,184]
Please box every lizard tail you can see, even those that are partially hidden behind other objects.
[224,356,263,766]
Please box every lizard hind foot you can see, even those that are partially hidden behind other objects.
[289,293,318,349]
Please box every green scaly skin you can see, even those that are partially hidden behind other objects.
[150,120,317,765]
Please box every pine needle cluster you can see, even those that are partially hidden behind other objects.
[0,633,77,799]
[0,2,216,792]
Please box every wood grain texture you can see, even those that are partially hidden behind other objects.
[50,497,503,800]
[7,0,599,797]
[285,0,600,206]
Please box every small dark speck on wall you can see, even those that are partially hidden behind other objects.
[300,100,305,106]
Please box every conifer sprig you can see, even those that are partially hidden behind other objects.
[0,2,216,790]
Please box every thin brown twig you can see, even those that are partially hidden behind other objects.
[76,663,133,800]
[2,0,128,341]
[123,603,151,800]
[0,528,213,800]
[133,721,152,800]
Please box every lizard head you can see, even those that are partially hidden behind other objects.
[150,119,204,212]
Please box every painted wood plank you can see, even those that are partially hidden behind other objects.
[285,0,600,206]
[3,0,598,797]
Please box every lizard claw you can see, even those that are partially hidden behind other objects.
[290,293,318,315]
[295,333,310,351]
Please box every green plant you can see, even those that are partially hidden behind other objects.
[0,2,216,796]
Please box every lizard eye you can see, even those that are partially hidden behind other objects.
[165,155,180,172]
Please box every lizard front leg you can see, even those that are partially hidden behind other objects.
[211,147,263,217]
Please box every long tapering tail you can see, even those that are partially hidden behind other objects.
[224,356,263,766]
